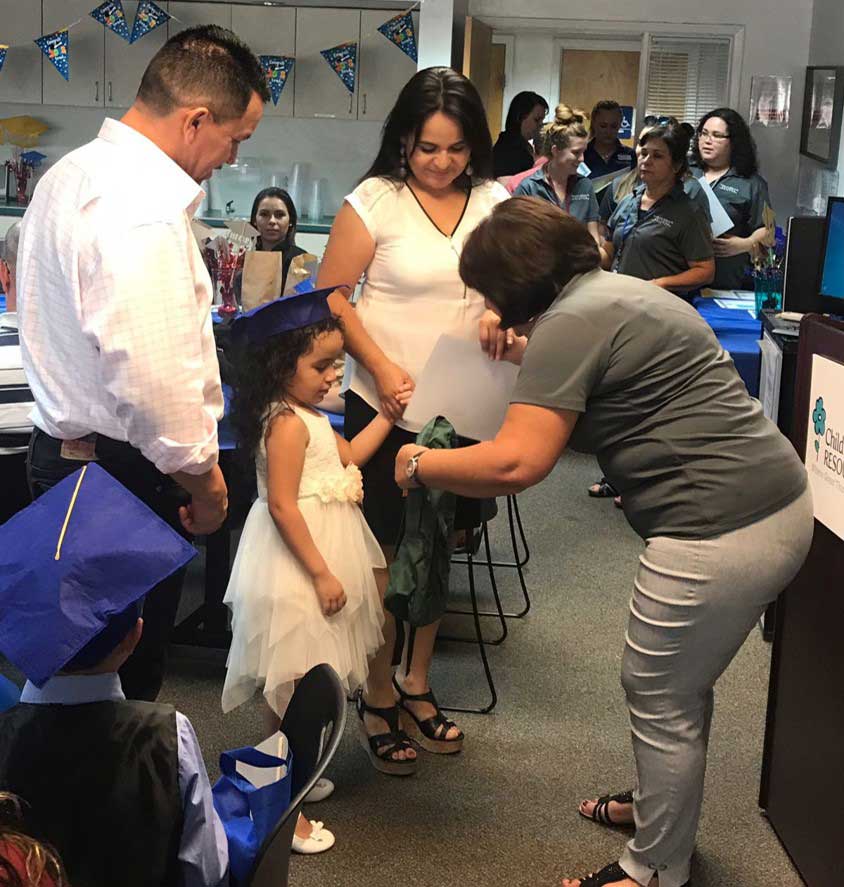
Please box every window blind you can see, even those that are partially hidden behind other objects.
[645,37,731,124]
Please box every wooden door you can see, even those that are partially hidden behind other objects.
[231,4,297,119]
[462,16,494,137]
[358,9,419,123]
[487,43,506,140]
[559,49,640,145]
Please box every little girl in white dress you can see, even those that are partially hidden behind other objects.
[221,290,408,852]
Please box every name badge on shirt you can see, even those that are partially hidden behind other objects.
[60,435,98,462]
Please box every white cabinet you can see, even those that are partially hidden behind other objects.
[105,1,169,108]
[168,2,231,37]
[0,2,43,104]
[42,0,105,107]
[294,8,359,120]
[358,10,418,122]
[231,4,296,119]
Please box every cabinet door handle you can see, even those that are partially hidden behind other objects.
[363,93,367,115]
[108,81,112,103]
[95,81,99,102]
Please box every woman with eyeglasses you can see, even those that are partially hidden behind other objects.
[690,108,772,289]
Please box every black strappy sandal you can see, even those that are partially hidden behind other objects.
[393,676,464,754]
[566,860,690,887]
[355,691,417,776]
[578,789,635,829]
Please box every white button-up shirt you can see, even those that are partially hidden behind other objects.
[17,118,223,476]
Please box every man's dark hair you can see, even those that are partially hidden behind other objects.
[459,197,600,328]
[137,25,270,120]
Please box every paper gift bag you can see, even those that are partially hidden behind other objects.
[212,732,293,883]
[282,252,320,296]
[241,250,284,310]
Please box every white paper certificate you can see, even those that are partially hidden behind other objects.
[696,175,735,238]
[403,334,520,442]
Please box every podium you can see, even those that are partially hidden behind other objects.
[759,314,844,886]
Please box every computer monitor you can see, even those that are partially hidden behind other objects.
[783,216,826,312]
[818,196,844,315]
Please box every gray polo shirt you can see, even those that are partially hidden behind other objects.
[514,168,599,224]
[607,183,713,284]
[511,268,807,540]
[690,165,771,289]
[599,175,711,225]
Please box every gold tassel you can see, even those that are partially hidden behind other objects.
[54,465,88,561]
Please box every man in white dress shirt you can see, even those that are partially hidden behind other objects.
[17,25,270,701]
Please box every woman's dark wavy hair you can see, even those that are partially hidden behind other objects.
[460,197,600,328]
[249,187,298,250]
[361,66,494,186]
[230,315,344,459]
[639,121,691,180]
[505,91,549,135]
[691,107,759,177]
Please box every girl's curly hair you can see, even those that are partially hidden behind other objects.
[0,793,67,887]
[230,316,344,458]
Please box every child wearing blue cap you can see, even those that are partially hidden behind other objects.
[221,289,412,852]
[0,464,229,887]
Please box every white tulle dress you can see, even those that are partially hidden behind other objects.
[222,404,385,717]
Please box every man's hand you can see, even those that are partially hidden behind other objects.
[374,360,415,421]
[173,464,228,535]
[479,309,514,361]
[314,571,347,616]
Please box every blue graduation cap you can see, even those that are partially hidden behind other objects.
[230,288,335,347]
[0,463,196,688]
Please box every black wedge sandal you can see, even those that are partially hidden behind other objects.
[392,676,464,754]
[355,691,417,776]
[566,860,690,887]
[578,789,635,829]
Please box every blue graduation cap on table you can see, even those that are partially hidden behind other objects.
[230,287,335,347]
[0,463,196,688]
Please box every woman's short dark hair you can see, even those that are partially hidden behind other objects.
[639,122,691,179]
[504,91,550,135]
[459,197,600,328]
[249,187,298,249]
[362,67,493,186]
[691,107,759,177]
[138,25,270,120]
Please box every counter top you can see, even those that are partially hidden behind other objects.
[0,201,334,235]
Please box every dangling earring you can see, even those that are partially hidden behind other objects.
[399,145,408,178]
[465,162,474,178]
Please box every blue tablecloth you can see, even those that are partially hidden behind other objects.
[693,298,762,397]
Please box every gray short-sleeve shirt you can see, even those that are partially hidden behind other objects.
[514,169,600,223]
[511,269,807,539]
[607,183,713,283]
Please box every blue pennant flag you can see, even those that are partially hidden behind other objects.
[35,29,70,82]
[320,42,357,95]
[260,55,295,106]
[0,45,7,75]
[377,11,417,63]
[130,0,170,44]
[91,1,132,42]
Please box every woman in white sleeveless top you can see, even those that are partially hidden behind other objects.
[318,67,510,774]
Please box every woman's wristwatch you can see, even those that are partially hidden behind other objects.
[405,450,427,487]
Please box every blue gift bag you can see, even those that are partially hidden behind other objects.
[212,742,293,883]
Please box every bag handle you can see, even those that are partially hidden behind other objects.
[219,745,292,780]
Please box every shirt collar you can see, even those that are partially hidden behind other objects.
[20,673,126,705]
[97,118,205,216]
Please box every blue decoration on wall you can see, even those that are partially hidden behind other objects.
[35,29,70,82]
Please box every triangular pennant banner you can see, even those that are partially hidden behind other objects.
[260,55,295,106]
[377,11,417,63]
[91,1,132,42]
[35,29,70,82]
[0,46,7,76]
[320,42,357,95]
[130,0,170,44]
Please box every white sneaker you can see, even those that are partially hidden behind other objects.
[304,777,334,803]
[291,820,335,854]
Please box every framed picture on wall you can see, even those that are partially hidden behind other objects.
[800,66,844,166]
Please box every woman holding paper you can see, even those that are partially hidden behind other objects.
[316,67,510,772]
[393,197,812,887]
[690,108,773,289]
[602,121,715,296]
